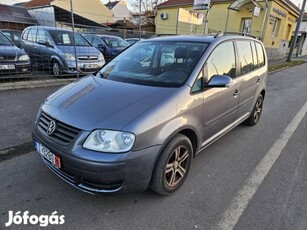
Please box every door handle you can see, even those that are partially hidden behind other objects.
[233,89,240,97]
[257,77,261,84]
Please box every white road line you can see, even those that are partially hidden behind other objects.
[216,101,307,230]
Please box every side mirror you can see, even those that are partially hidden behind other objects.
[38,40,53,48]
[97,44,106,50]
[206,75,233,88]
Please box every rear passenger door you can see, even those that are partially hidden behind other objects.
[200,41,241,143]
[235,40,259,119]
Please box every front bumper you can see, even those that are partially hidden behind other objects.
[32,125,161,194]
[64,60,105,74]
[0,61,31,77]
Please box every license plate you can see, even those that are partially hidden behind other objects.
[0,64,15,70]
[34,141,61,168]
[83,64,97,69]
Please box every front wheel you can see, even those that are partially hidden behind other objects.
[150,134,193,195]
[51,61,62,77]
[244,94,264,126]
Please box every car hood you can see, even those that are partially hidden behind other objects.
[42,76,176,131]
[57,45,100,56]
[0,45,24,57]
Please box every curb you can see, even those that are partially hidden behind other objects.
[0,78,77,92]
[0,142,33,161]
[268,60,307,75]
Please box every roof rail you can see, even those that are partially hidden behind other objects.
[214,32,257,39]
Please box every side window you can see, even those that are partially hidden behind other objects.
[93,37,103,47]
[22,29,29,40]
[36,29,47,42]
[206,41,236,81]
[13,34,20,42]
[27,28,37,42]
[251,41,258,69]
[236,40,254,75]
[255,42,265,67]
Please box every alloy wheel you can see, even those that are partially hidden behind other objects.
[253,97,263,123]
[52,62,61,76]
[164,145,190,188]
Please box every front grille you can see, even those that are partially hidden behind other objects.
[77,56,98,61]
[0,55,16,62]
[38,111,80,145]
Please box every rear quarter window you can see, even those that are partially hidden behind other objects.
[255,42,265,67]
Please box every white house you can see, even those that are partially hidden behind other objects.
[106,0,132,22]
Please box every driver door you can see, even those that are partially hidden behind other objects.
[200,41,241,145]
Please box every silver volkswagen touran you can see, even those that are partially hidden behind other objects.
[33,34,267,195]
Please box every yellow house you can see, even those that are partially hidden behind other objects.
[156,0,300,59]
[24,0,114,24]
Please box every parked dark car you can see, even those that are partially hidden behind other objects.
[0,31,30,77]
[83,34,129,61]
[21,26,105,76]
[33,34,267,195]
[0,29,22,47]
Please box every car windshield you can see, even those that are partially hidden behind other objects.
[49,30,90,46]
[0,33,13,46]
[102,36,130,48]
[97,41,209,87]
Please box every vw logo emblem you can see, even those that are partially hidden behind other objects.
[46,120,56,135]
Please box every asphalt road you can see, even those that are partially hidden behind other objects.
[1,63,307,230]
[0,86,59,150]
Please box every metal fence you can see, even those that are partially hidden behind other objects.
[0,8,156,82]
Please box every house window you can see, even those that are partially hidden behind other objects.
[285,24,292,40]
[272,18,281,37]
[241,18,252,33]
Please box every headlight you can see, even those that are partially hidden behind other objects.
[83,130,135,153]
[63,53,75,61]
[98,53,105,61]
[18,54,30,61]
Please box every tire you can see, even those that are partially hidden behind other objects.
[244,94,264,126]
[51,60,62,77]
[150,134,193,196]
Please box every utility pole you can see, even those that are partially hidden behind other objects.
[70,0,79,79]
[287,0,306,62]
[259,0,268,41]
[139,0,142,39]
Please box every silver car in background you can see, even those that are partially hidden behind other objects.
[21,26,105,76]
[32,34,267,195]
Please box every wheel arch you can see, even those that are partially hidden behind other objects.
[50,55,64,67]
[260,89,265,99]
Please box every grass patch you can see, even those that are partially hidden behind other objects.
[269,60,305,72]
